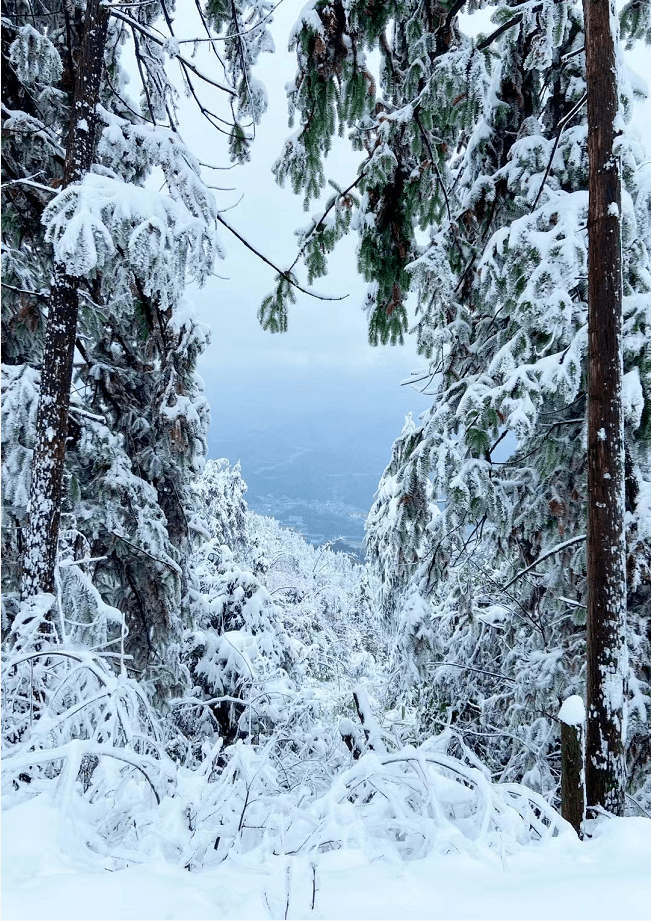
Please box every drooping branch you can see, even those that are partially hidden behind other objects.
[109,9,237,97]
[502,534,586,592]
[531,93,587,211]
[286,172,364,275]
[216,215,348,302]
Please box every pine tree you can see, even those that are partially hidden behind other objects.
[21,0,110,600]
[2,0,276,697]
[277,0,651,795]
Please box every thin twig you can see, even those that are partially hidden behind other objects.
[625,792,651,819]
[217,215,348,302]
[177,0,285,44]
[429,660,516,684]
[531,94,587,212]
[109,530,181,574]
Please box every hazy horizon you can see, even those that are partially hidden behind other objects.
[192,0,651,550]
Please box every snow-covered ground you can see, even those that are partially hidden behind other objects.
[3,795,650,921]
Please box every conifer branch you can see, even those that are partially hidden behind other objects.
[287,173,364,275]
[191,0,228,71]
[502,534,586,592]
[413,109,451,223]
[109,530,182,575]
[1,282,49,300]
[103,1,160,7]
[488,429,509,460]
[131,30,157,124]
[105,65,157,125]
[475,0,565,51]
[531,93,587,212]
[466,557,547,641]
[379,31,396,78]
[429,661,517,684]
[476,13,524,51]
[230,0,255,141]
[1,176,55,194]
[445,0,468,30]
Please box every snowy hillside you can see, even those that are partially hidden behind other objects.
[3,0,650,916]
[3,463,650,920]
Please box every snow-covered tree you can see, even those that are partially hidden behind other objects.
[1,0,276,698]
[582,0,628,816]
[178,460,386,772]
[277,0,651,801]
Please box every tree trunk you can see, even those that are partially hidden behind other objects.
[21,0,110,599]
[561,720,585,834]
[583,0,627,816]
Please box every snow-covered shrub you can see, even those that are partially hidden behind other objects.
[193,458,248,550]
[1,509,573,873]
[180,734,562,867]
[1,599,176,835]
[4,727,570,873]
[181,533,300,747]
[155,459,389,810]
[242,511,385,686]
[296,735,569,861]
[181,462,386,763]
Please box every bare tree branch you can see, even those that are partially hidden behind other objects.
[216,215,349,302]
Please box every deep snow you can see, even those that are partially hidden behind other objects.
[3,795,650,920]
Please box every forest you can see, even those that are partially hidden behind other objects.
[1,0,651,918]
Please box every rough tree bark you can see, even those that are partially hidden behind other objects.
[21,0,110,599]
[583,0,627,816]
[561,720,585,835]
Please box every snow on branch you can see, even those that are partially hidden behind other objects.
[502,534,586,592]
[43,173,218,307]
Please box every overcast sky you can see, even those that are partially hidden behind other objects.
[175,0,651,454]
[183,0,432,447]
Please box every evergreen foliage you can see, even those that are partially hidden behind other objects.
[2,0,650,881]
[1,0,275,699]
[279,0,651,803]
[621,0,651,46]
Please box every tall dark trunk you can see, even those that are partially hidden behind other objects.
[583,0,627,816]
[21,0,109,599]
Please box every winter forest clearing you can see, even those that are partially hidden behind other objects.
[2,0,651,917]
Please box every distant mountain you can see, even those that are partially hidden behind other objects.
[209,417,398,557]
[204,357,433,557]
